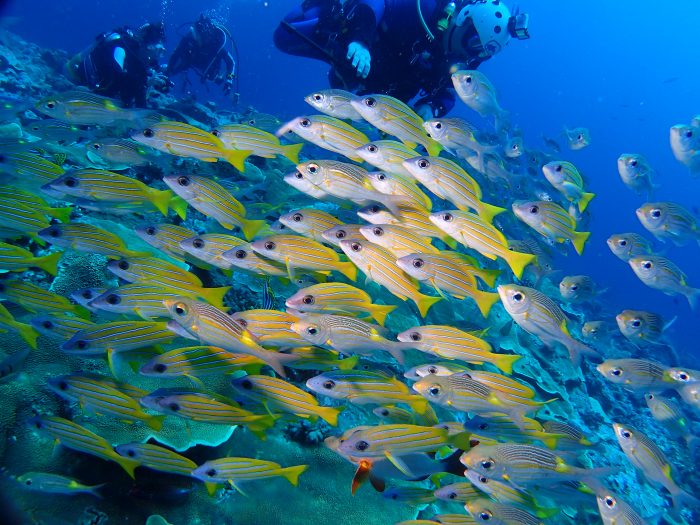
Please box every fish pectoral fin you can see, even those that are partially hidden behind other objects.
[228,481,249,496]
[384,451,414,478]
[351,460,373,495]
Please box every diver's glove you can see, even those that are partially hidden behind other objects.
[346,41,371,79]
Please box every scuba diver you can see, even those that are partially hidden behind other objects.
[167,15,238,96]
[66,22,167,108]
[273,0,529,119]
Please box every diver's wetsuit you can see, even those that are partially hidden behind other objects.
[274,0,487,117]
[78,30,151,107]
[167,23,235,84]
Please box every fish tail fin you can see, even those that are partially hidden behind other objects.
[684,287,700,311]
[387,345,406,365]
[541,434,561,450]
[15,322,39,349]
[336,261,358,282]
[505,250,536,279]
[410,396,429,415]
[148,188,173,216]
[146,414,166,431]
[240,218,266,241]
[415,293,442,317]
[571,231,591,255]
[476,268,501,289]
[478,202,507,224]
[577,191,595,212]
[336,354,359,371]
[169,196,188,220]
[670,485,700,513]
[47,206,72,223]
[493,352,522,375]
[472,289,500,318]
[317,406,342,426]
[35,251,62,276]
[89,483,106,498]
[114,454,139,479]
[247,414,277,440]
[279,464,308,487]
[281,143,304,164]
[223,148,252,171]
[426,139,443,157]
[204,482,219,496]
[566,340,600,367]
[368,303,397,326]
[198,286,231,308]
[442,236,458,250]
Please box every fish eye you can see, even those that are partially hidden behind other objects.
[604,496,616,508]
[355,439,369,451]
[412,258,424,268]
[211,130,221,137]
[264,241,276,250]
[631,319,641,327]
[126,449,136,457]
[364,97,376,107]
[428,386,441,396]
[307,164,318,174]
[154,363,167,373]
[435,122,442,129]
[335,229,347,239]
[481,460,493,469]
[409,332,421,341]
[294,171,303,179]
[676,371,690,382]
[206,468,217,477]
[302,295,315,305]
[168,402,180,412]
[106,294,121,305]
[322,380,335,389]
[629,159,637,167]
[189,238,204,249]
[177,176,190,186]
[479,512,492,521]
[554,164,562,172]
[620,429,631,439]
[174,303,188,316]
[577,134,583,141]
[447,492,457,499]
[465,75,472,84]
[478,475,488,483]
[619,240,627,246]
[376,173,386,181]
[441,213,453,222]
[81,290,94,299]
[529,205,539,214]
[379,408,389,416]
[312,93,322,101]
[647,394,654,400]
[63,176,78,187]
[512,292,524,302]
[571,285,578,291]
[642,261,652,270]
[47,227,61,238]
[478,422,488,430]
[41,320,54,329]
[292,213,303,222]
[117,260,130,270]
[307,326,318,335]
[427,366,437,374]
[367,144,378,153]
[686,129,693,138]
[235,318,248,327]
[417,159,430,169]
[350,242,362,252]
[611,368,622,376]
[300,118,311,127]
[25,479,32,486]
[240,379,253,390]
[143,128,155,138]
[372,227,383,236]
[46,101,56,109]
[234,249,247,259]
[650,209,661,218]
[58,380,68,391]
[145,226,156,235]
[76,340,88,349]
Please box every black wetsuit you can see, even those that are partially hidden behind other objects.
[274,0,488,117]
[167,23,235,85]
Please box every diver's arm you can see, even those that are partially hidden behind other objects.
[344,0,385,78]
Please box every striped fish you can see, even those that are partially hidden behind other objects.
[35,90,137,126]
[596,490,648,525]
[191,457,307,487]
[350,94,442,156]
[541,420,594,449]
[306,370,428,413]
[429,210,535,279]
[163,174,265,240]
[628,255,700,309]
[39,223,149,259]
[0,242,62,275]
[90,284,197,319]
[278,208,343,243]
[30,313,94,340]
[338,238,440,317]
[132,120,251,170]
[373,405,439,426]
[211,123,303,163]
[465,498,544,525]
[0,280,87,317]
[464,471,537,509]
[596,358,669,391]
[278,115,368,162]
[542,161,595,213]
[0,151,65,185]
[28,415,139,478]
[429,515,477,525]
[106,256,230,307]
[606,233,654,262]
[260,276,277,310]
[230,374,341,425]
[463,415,561,449]
[336,424,451,459]
[229,309,305,347]
[179,233,246,271]
[320,224,365,248]
[498,284,599,365]
[559,275,597,302]
[304,89,363,120]
[366,170,433,211]
[403,156,505,223]
[433,481,482,503]
[355,140,420,178]
[285,282,397,326]
[0,199,52,236]
[140,388,276,439]
[47,374,165,430]
[61,320,178,356]
[87,138,152,167]
[512,201,590,255]
[359,224,439,258]
[383,485,437,505]
[397,252,500,317]
[0,186,71,222]
[221,242,289,277]
[163,297,294,377]
[397,325,520,374]
[140,345,264,378]
[423,117,484,155]
[251,234,357,281]
[134,223,201,263]
[636,201,699,245]
[358,203,457,247]
[115,442,197,477]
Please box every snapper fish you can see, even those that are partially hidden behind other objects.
[596,359,669,392]
[606,233,654,262]
[563,127,591,150]
[277,115,368,162]
[628,255,700,310]
[615,310,674,346]
[211,123,303,163]
[512,200,590,255]
[558,275,601,302]
[451,70,509,131]
[635,201,700,246]
[669,124,700,176]
[617,154,658,198]
[596,490,650,525]
[304,89,363,121]
[541,161,595,213]
[16,472,103,497]
[644,393,698,451]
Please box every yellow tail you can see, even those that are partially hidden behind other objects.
[317,405,342,426]
[47,206,72,223]
[474,268,501,288]
[410,396,429,415]
[278,464,308,487]
[281,143,304,164]
[505,250,536,279]
[15,322,39,349]
[478,201,507,224]
[222,148,253,171]
[336,354,359,370]
[145,414,166,431]
[572,231,590,255]
[368,303,397,326]
[35,251,62,276]
[425,138,443,157]
[472,289,500,318]
[197,286,231,307]
[113,454,139,479]
[246,414,277,440]
[240,218,267,241]
[491,352,522,375]
[578,191,595,213]
[414,292,442,317]
[169,196,189,220]
[148,188,173,216]
[336,261,358,282]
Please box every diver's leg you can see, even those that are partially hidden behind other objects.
[273,4,334,62]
